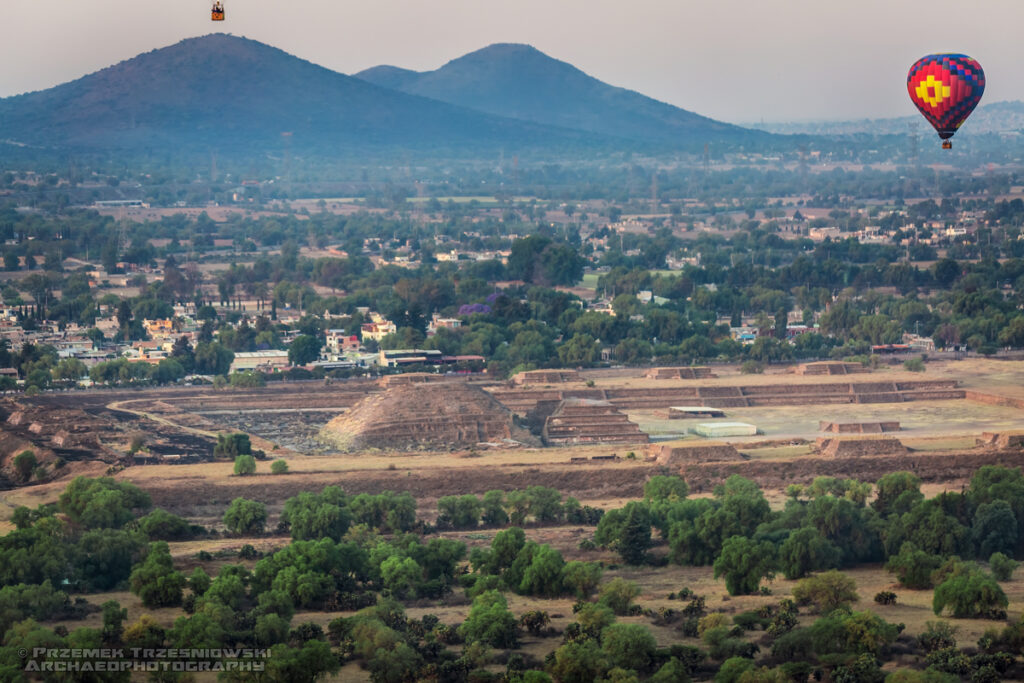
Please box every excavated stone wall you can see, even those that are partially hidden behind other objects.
[977,431,1024,449]
[380,373,460,387]
[819,421,901,434]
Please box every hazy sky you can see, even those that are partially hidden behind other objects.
[0,0,1020,123]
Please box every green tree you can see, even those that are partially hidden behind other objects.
[973,500,1018,558]
[129,542,186,608]
[885,542,942,589]
[714,536,776,596]
[380,555,421,599]
[73,528,147,591]
[437,494,481,530]
[873,472,923,518]
[215,433,252,459]
[194,341,234,375]
[58,476,151,529]
[990,552,1019,581]
[562,561,602,599]
[233,454,257,476]
[778,527,841,580]
[280,487,351,541]
[601,622,657,673]
[644,475,689,502]
[481,490,509,526]
[262,640,339,683]
[13,450,37,482]
[459,590,518,648]
[189,567,212,596]
[527,486,564,523]
[101,600,127,645]
[518,545,566,597]
[619,502,653,565]
[598,577,641,615]
[549,638,609,683]
[715,657,755,683]
[933,568,1008,619]
[137,508,192,541]
[271,459,289,475]
[288,334,322,365]
[223,497,267,535]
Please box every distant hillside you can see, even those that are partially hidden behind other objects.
[356,43,764,145]
[758,100,1024,137]
[0,34,607,160]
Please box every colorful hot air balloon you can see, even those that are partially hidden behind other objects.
[907,54,985,149]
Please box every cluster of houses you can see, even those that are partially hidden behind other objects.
[0,301,487,383]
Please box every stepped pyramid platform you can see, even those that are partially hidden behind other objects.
[511,369,581,385]
[794,361,870,375]
[815,436,909,458]
[488,379,963,414]
[542,399,648,446]
[644,367,717,380]
[651,441,745,465]
[320,383,540,452]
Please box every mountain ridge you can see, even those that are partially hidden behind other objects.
[356,42,760,145]
[0,34,611,159]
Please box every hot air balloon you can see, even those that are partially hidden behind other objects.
[907,54,985,149]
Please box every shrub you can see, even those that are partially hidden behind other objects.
[740,360,764,374]
[270,459,289,475]
[918,620,958,653]
[792,570,859,613]
[903,357,926,372]
[874,591,897,606]
[233,454,257,476]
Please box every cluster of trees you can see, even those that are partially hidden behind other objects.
[592,469,1024,627]
[11,466,1024,680]
[436,487,602,531]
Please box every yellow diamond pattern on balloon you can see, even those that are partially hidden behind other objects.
[915,75,951,108]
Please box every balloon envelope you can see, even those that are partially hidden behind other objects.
[907,54,984,141]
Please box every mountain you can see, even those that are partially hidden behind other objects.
[0,34,606,160]
[356,43,759,145]
[758,100,1024,137]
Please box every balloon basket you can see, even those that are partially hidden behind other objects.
[942,141,952,150]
